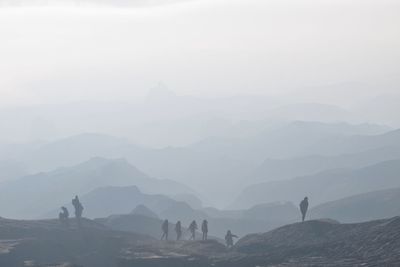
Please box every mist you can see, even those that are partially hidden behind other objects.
[0,1,400,266]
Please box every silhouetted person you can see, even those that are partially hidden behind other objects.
[188,220,198,240]
[72,195,84,221]
[225,230,238,248]
[201,220,208,240]
[161,219,169,240]
[175,221,182,241]
[300,196,309,222]
[58,206,69,226]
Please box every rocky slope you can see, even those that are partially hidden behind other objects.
[310,187,400,223]
[2,216,400,267]
[229,217,400,266]
[119,217,400,267]
[0,217,150,267]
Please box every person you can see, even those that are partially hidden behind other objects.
[188,220,198,240]
[72,195,84,220]
[201,220,208,240]
[175,221,182,241]
[58,206,69,226]
[161,219,169,240]
[225,230,238,248]
[300,196,309,222]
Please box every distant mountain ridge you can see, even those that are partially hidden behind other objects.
[310,187,400,223]
[0,157,194,219]
[252,145,400,182]
[0,123,397,207]
[233,159,400,208]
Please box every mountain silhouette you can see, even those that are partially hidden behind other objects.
[0,158,193,219]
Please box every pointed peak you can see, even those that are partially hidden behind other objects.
[131,204,159,219]
[146,82,177,102]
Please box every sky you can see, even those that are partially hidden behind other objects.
[0,0,399,108]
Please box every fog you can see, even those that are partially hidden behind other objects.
[1,2,400,266]
[0,0,399,213]
[1,0,399,106]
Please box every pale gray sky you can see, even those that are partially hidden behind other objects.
[0,0,399,107]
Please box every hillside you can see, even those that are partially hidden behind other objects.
[231,218,400,266]
[119,217,400,266]
[190,121,394,161]
[233,159,400,208]
[0,158,193,219]
[0,160,28,182]
[252,146,400,182]
[47,185,187,219]
[96,214,167,239]
[310,187,400,223]
[98,201,299,239]
[1,213,399,267]
[2,132,254,206]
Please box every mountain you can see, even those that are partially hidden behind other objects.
[0,160,28,182]
[310,187,400,223]
[307,128,400,156]
[2,124,398,207]
[96,214,167,239]
[0,158,193,219]
[233,159,400,209]
[88,189,299,239]
[5,132,255,206]
[190,121,393,162]
[252,146,400,182]
[54,185,186,219]
[131,204,160,219]
[15,133,132,173]
[241,202,299,223]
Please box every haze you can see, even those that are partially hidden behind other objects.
[1,0,399,105]
[0,0,400,212]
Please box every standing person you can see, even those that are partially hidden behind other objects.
[72,195,84,221]
[201,220,208,240]
[225,230,238,248]
[175,221,182,241]
[188,220,198,240]
[161,219,169,240]
[300,197,309,222]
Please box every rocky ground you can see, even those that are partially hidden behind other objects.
[120,217,400,267]
[1,216,400,266]
[0,217,149,267]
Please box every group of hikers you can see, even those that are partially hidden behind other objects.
[58,195,309,248]
[58,195,84,225]
[160,196,309,247]
[160,219,238,248]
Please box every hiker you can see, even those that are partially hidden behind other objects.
[225,230,238,248]
[300,196,309,222]
[201,220,208,240]
[175,221,182,241]
[161,219,169,240]
[58,206,69,226]
[72,195,84,219]
[188,220,198,240]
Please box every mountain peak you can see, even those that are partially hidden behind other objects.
[131,204,159,219]
[146,82,177,103]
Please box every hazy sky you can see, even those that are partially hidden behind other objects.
[0,0,399,108]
